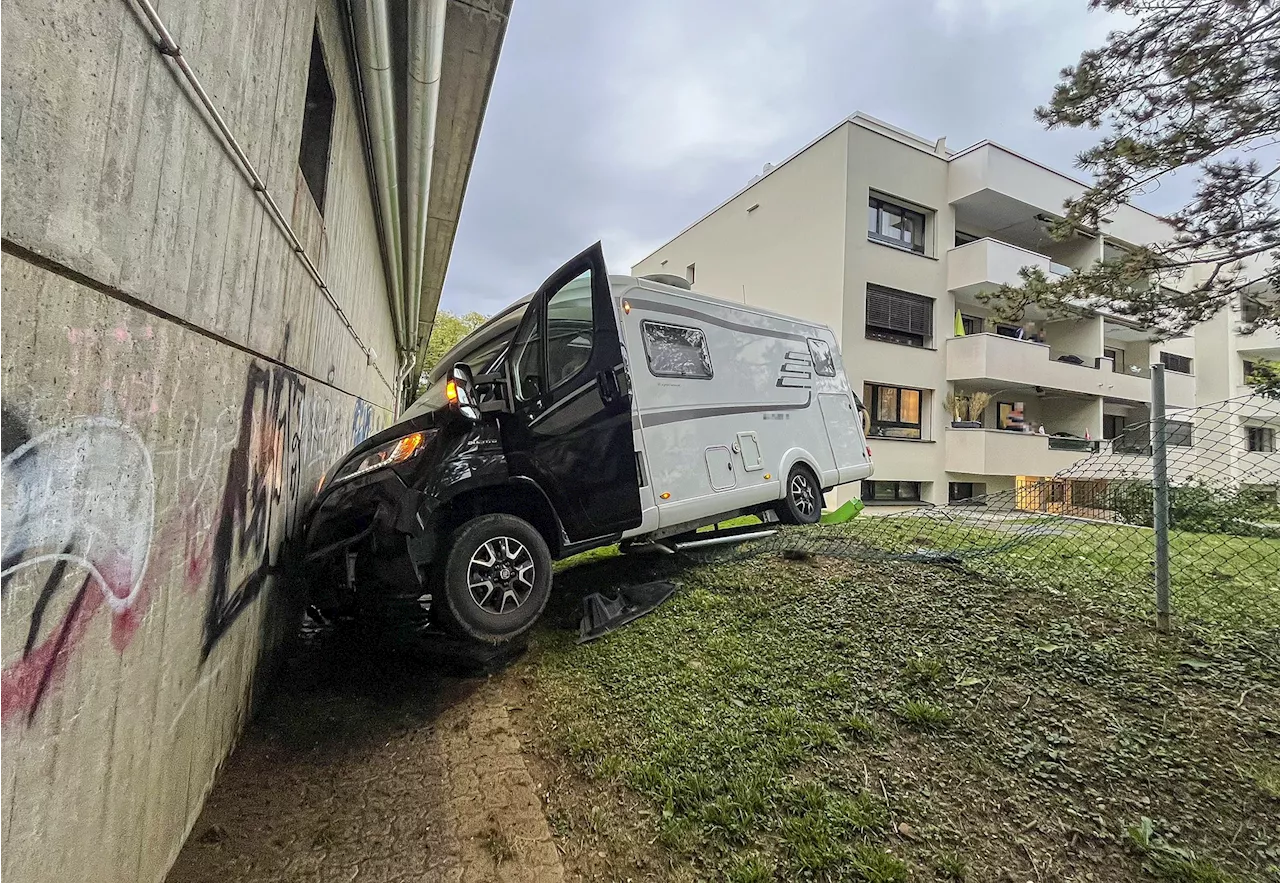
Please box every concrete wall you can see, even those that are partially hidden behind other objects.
[2,1,395,880]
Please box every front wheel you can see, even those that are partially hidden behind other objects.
[777,463,822,525]
[435,514,553,644]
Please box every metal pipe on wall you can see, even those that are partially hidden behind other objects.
[350,0,408,351]
[404,0,448,355]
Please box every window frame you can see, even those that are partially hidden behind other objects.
[1166,419,1193,447]
[861,480,922,503]
[1159,352,1193,374]
[807,337,836,377]
[639,319,714,380]
[864,382,924,439]
[867,195,927,255]
[960,314,984,336]
[297,26,336,214]
[865,284,934,349]
[1247,425,1276,453]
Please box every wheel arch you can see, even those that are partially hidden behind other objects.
[776,447,826,500]
[434,477,564,558]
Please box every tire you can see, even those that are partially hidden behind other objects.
[777,463,822,525]
[435,514,553,645]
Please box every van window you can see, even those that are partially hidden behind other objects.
[807,338,836,377]
[641,321,713,379]
[546,274,594,390]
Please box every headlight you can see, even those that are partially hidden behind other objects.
[333,430,435,485]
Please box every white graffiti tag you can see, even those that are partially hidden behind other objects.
[2,418,155,613]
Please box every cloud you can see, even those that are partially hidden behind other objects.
[439,0,1144,317]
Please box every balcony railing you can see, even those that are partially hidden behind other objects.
[945,427,1099,477]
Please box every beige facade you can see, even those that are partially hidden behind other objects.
[632,113,1240,509]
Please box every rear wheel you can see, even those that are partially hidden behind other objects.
[435,514,553,644]
[777,463,822,525]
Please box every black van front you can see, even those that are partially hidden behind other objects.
[301,243,642,646]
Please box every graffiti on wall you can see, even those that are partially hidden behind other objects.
[1,329,387,725]
[1,413,156,723]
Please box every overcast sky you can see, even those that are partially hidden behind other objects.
[440,0,1179,317]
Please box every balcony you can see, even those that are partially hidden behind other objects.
[945,428,1096,477]
[946,333,1196,406]
[946,238,1067,297]
[947,142,1172,249]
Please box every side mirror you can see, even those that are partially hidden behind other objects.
[446,363,481,421]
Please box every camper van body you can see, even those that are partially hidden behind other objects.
[302,244,873,645]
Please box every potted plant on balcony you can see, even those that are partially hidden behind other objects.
[967,391,991,426]
[946,392,982,429]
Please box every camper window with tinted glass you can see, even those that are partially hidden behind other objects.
[641,321,713,379]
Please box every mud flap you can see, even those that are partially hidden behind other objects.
[577,581,677,643]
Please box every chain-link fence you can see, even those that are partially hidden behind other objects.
[721,369,1280,639]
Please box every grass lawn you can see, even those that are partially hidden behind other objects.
[510,537,1280,882]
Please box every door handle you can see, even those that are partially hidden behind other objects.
[596,369,620,404]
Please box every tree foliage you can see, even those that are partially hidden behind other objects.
[415,310,488,396]
[987,0,1280,335]
[1246,357,1280,399]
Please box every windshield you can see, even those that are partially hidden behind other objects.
[402,300,528,420]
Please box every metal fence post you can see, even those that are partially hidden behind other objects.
[1150,364,1172,632]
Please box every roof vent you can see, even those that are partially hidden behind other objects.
[640,273,692,290]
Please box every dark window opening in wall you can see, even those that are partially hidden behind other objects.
[868,195,926,254]
[1160,352,1193,374]
[864,382,923,439]
[1167,420,1193,447]
[866,285,933,347]
[686,263,696,285]
[949,481,983,503]
[1241,295,1263,325]
[955,230,980,247]
[298,27,335,213]
[995,323,1021,338]
[1104,347,1125,374]
[1244,360,1257,381]
[862,480,922,503]
[1248,426,1276,453]
[961,314,984,336]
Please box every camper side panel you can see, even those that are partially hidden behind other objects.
[617,285,858,527]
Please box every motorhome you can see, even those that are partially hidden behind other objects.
[303,243,873,646]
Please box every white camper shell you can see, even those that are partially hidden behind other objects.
[614,274,873,538]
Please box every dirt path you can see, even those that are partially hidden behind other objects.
[167,628,564,883]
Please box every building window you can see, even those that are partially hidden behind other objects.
[686,263,696,285]
[868,195,926,254]
[640,321,713,379]
[1244,360,1257,381]
[864,383,923,439]
[865,285,934,347]
[861,481,921,503]
[1247,426,1276,453]
[955,230,980,247]
[1241,295,1263,325]
[298,27,335,213]
[1167,420,1193,447]
[960,314,984,336]
[1159,352,1193,374]
[1104,347,1125,374]
[949,482,983,503]
[807,338,836,377]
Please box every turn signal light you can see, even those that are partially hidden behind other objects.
[445,379,459,403]
[660,492,671,499]
[763,473,772,480]
[622,299,632,314]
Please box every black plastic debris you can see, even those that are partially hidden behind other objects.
[577,581,677,643]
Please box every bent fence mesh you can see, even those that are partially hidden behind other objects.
[715,393,1280,638]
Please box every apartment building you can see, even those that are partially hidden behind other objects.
[631,112,1243,509]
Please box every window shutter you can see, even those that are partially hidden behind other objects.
[866,286,934,337]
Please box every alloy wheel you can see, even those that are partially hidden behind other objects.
[467,536,536,614]
[791,472,817,519]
